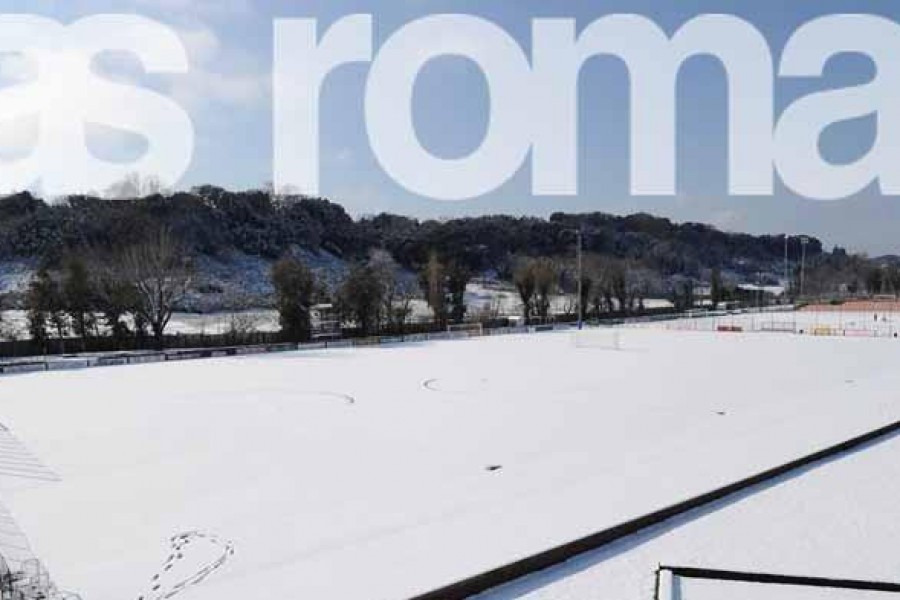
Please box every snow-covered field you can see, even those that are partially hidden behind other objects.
[479,415,900,600]
[0,322,899,599]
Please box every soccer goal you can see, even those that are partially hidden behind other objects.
[572,327,623,350]
[447,322,485,338]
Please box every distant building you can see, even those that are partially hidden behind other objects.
[735,284,785,306]
[311,304,341,340]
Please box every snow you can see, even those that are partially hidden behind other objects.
[0,260,35,295]
[462,283,674,319]
[0,310,282,340]
[652,308,900,337]
[164,310,280,335]
[0,325,899,599]
[736,283,785,296]
[671,580,898,600]
[477,419,900,600]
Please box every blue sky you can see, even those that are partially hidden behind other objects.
[1,1,898,253]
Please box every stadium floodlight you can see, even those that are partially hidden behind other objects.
[561,228,584,330]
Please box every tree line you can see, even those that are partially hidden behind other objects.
[0,187,889,355]
[21,229,192,352]
[0,189,826,282]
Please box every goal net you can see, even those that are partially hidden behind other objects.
[0,555,81,600]
[572,328,622,350]
[447,323,485,338]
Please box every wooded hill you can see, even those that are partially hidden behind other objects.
[0,187,825,283]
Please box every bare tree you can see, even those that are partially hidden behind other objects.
[582,254,620,316]
[121,229,192,348]
[531,258,558,322]
[420,252,447,328]
[0,296,11,342]
[369,250,416,332]
[87,250,139,347]
[625,263,659,312]
[514,257,557,324]
[557,257,591,319]
[513,257,537,325]
[104,172,168,199]
[229,298,264,339]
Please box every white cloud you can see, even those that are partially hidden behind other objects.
[0,6,270,193]
[170,67,268,109]
[89,22,270,110]
[177,26,221,66]
[0,116,38,160]
[0,54,35,81]
[167,24,270,109]
[130,0,252,19]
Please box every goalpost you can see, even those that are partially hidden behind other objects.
[447,323,485,337]
[572,327,623,350]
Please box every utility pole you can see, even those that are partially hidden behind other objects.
[784,235,789,300]
[800,236,810,299]
[577,228,584,330]
[563,228,585,330]
[758,271,763,308]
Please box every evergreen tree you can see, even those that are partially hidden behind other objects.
[271,256,316,342]
[25,268,56,353]
[445,261,472,325]
[63,256,96,349]
[338,264,384,336]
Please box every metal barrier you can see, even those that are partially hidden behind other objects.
[0,307,793,378]
[654,565,900,599]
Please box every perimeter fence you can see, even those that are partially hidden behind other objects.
[653,565,900,599]
[0,306,798,377]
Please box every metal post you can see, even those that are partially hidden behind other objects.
[800,236,809,299]
[577,229,584,330]
[784,235,789,301]
[758,271,763,308]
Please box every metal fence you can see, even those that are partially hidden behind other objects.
[654,565,900,600]
[0,307,796,378]
[0,322,565,376]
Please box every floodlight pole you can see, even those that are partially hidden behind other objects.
[758,271,763,308]
[800,236,810,299]
[576,228,584,330]
[563,227,585,330]
[784,235,789,301]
